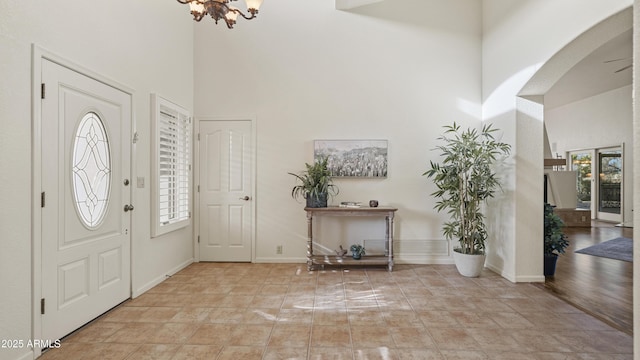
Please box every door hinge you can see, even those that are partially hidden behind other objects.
[197,185,200,193]
[41,298,45,315]
[197,133,200,141]
[41,192,45,208]
[197,235,200,244]
[41,83,46,99]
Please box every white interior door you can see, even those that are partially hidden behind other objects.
[41,59,132,341]
[199,120,253,262]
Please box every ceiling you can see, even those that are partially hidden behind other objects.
[545,29,632,109]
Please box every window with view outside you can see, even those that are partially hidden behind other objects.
[571,152,591,210]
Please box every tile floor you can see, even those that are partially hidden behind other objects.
[40,263,633,359]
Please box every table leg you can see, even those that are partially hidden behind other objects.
[306,211,313,271]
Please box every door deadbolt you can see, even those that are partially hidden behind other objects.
[123,179,130,186]
[124,204,134,212]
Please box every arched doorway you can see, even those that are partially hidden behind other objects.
[512,7,633,279]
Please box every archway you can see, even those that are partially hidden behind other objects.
[512,8,632,278]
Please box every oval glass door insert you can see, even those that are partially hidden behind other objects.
[72,112,112,228]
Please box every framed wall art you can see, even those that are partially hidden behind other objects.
[314,139,388,178]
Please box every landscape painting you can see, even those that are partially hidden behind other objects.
[314,139,388,178]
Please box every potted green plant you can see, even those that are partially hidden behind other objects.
[423,122,511,277]
[543,202,569,276]
[350,244,366,260]
[288,157,338,208]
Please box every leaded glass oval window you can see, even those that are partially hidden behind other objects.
[72,112,112,229]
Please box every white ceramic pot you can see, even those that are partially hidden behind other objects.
[453,250,486,277]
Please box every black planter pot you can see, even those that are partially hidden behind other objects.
[352,253,361,260]
[544,254,558,276]
[306,193,328,208]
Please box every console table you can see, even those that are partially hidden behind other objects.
[304,206,398,271]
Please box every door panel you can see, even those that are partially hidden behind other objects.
[199,120,253,262]
[597,148,622,222]
[41,59,131,341]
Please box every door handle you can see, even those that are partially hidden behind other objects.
[239,196,251,201]
[124,204,135,212]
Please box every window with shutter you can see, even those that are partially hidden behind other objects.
[151,94,192,237]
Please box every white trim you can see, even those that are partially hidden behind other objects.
[132,258,194,298]
[31,44,135,358]
[151,94,192,237]
[194,115,257,263]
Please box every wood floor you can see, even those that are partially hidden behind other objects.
[535,221,633,335]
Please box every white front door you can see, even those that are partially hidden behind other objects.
[199,120,253,262]
[41,59,132,341]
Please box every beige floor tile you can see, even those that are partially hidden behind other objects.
[169,307,212,323]
[102,306,149,322]
[268,324,311,347]
[438,349,489,359]
[353,347,400,360]
[187,323,234,345]
[64,321,126,343]
[282,294,316,309]
[242,307,280,324]
[139,306,182,322]
[206,307,245,323]
[395,348,444,359]
[36,263,634,360]
[147,322,200,344]
[348,308,387,325]
[310,324,351,347]
[428,328,481,351]
[276,308,313,324]
[417,311,459,328]
[351,326,394,348]
[308,346,354,360]
[39,343,139,360]
[124,344,179,360]
[105,322,163,343]
[171,344,223,360]
[313,308,349,325]
[249,294,286,309]
[382,310,425,328]
[216,345,265,360]
[263,346,308,360]
[389,327,436,348]
[228,324,274,346]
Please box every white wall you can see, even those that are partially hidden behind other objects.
[482,0,632,282]
[193,0,483,264]
[0,1,193,359]
[545,85,633,224]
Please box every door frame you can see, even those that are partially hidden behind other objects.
[566,143,624,223]
[595,144,624,223]
[194,116,257,262]
[31,45,136,357]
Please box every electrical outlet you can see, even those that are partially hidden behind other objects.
[581,216,586,222]
[276,245,283,254]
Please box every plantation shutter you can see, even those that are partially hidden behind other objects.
[152,94,192,236]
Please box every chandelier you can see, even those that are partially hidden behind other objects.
[177,0,264,28]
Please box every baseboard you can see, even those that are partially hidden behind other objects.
[132,258,194,298]
[394,255,454,265]
[11,350,33,360]
[254,257,306,264]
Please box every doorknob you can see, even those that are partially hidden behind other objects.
[239,196,251,201]
[124,204,135,212]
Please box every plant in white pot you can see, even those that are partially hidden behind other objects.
[424,122,511,277]
[289,157,339,208]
